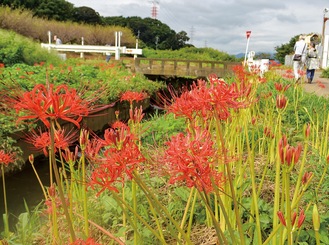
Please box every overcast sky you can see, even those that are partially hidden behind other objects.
[67,0,328,55]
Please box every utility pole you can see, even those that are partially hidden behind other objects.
[155,36,159,50]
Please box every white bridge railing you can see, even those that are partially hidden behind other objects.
[41,43,142,60]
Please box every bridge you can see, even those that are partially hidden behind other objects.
[40,42,241,78]
[131,58,241,78]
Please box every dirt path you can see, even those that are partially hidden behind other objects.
[300,70,329,98]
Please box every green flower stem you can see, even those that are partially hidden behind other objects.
[51,198,59,242]
[272,112,282,245]
[80,150,89,237]
[198,189,228,245]
[144,188,165,242]
[316,158,329,193]
[178,187,195,241]
[132,171,193,244]
[74,212,125,245]
[215,119,245,243]
[132,180,138,245]
[49,120,76,242]
[187,189,198,237]
[30,160,48,200]
[244,121,262,244]
[111,191,165,243]
[262,224,282,245]
[284,167,292,245]
[291,138,308,206]
[1,164,9,237]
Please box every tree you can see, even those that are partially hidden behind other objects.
[72,6,102,25]
[274,35,299,64]
[274,33,320,64]
[103,16,190,50]
[0,0,43,9]
[34,0,74,21]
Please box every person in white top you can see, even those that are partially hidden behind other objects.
[293,35,307,82]
[54,35,62,45]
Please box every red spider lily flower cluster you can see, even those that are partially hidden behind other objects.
[282,69,294,80]
[25,128,77,156]
[70,238,102,245]
[276,94,288,109]
[274,82,291,93]
[120,91,148,105]
[277,209,306,229]
[160,127,225,193]
[278,135,302,166]
[0,150,15,165]
[316,80,326,89]
[10,84,91,128]
[86,124,145,195]
[163,76,248,121]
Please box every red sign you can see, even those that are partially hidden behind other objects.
[246,31,251,39]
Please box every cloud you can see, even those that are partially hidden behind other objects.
[68,0,328,55]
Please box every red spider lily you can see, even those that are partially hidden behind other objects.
[277,210,305,228]
[129,105,145,124]
[297,209,306,228]
[111,120,129,131]
[264,126,274,139]
[274,82,291,93]
[278,135,302,166]
[316,81,326,89]
[61,146,79,165]
[160,128,224,193]
[120,91,147,105]
[25,128,78,156]
[10,84,91,128]
[70,238,102,245]
[282,69,294,79]
[163,76,247,121]
[102,124,137,149]
[79,128,89,151]
[87,126,144,195]
[276,94,288,109]
[302,172,313,185]
[304,123,311,138]
[291,211,297,228]
[0,150,15,165]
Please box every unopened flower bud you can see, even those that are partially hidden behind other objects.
[312,204,320,231]
[28,154,34,164]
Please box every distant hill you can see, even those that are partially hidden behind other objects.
[235,52,275,59]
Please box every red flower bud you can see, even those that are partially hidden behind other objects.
[277,211,286,226]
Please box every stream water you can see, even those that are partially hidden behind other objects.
[0,157,50,232]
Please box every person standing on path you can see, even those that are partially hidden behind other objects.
[305,42,319,84]
[293,35,307,82]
